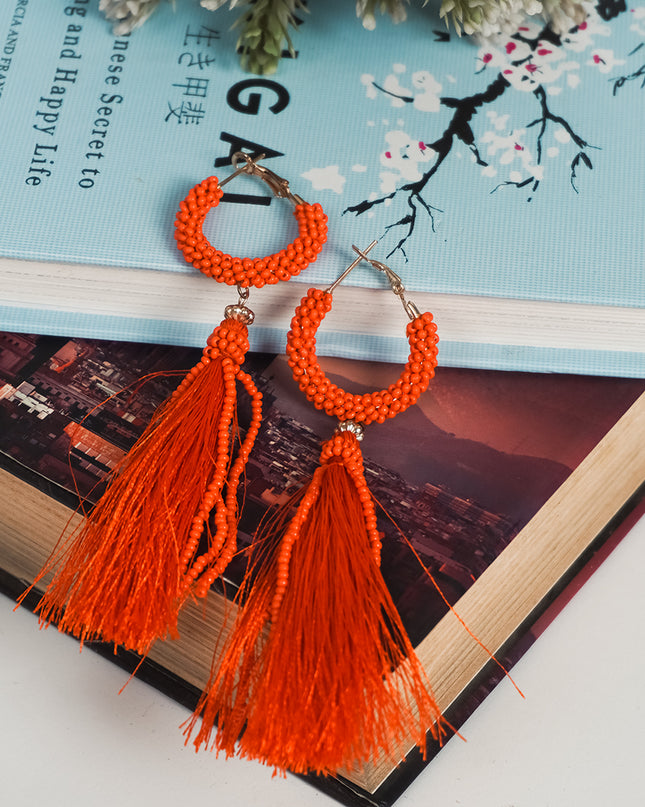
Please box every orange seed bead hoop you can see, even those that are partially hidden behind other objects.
[286,288,439,425]
[174,176,328,288]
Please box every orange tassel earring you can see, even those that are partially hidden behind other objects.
[25,153,328,655]
[185,242,444,776]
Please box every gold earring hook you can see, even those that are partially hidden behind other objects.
[325,240,378,294]
[218,151,306,205]
[350,245,422,321]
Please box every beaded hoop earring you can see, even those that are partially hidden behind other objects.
[287,284,437,425]
[186,244,444,778]
[29,154,328,657]
[175,151,327,288]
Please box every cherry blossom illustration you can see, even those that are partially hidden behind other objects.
[345,3,643,259]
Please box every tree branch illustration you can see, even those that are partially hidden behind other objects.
[344,75,508,258]
[611,43,645,95]
[531,85,594,192]
[493,83,596,196]
[345,21,608,255]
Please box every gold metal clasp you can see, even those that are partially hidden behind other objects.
[325,240,378,294]
[323,242,422,320]
[218,152,306,205]
[224,285,255,325]
[351,245,422,320]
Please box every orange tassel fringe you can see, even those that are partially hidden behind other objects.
[27,317,262,655]
[185,429,444,776]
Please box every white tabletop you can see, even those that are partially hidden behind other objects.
[2,513,643,807]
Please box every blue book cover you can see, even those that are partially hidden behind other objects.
[0,0,643,374]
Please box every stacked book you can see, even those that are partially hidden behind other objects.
[0,1,643,804]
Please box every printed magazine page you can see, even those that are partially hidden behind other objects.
[2,331,643,642]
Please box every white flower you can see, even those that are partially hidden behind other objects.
[99,0,160,34]
[411,71,443,112]
[361,73,379,100]
[482,128,542,180]
[560,16,611,51]
[542,0,587,35]
[301,166,346,194]
[201,0,245,8]
[380,130,435,183]
[356,0,407,28]
[587,49,626,73]
[631,7,645,37]
[478,36,580,93]
[381,73,412,107]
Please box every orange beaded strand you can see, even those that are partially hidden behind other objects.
[286,288,439,424]
[174,176,328,288]
[174,318,263,597]
[269,430,382,624]
[192,369,263,599]
[270,471,323,623]
[319,431,382,564]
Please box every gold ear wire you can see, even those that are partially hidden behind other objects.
[218,151,306,205]
[351,245,422,320]
[325,240,378,293]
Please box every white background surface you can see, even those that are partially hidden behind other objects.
[2,513,643,807]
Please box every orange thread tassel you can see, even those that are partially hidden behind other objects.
[185,429,444,776]
[26,317,261,655]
